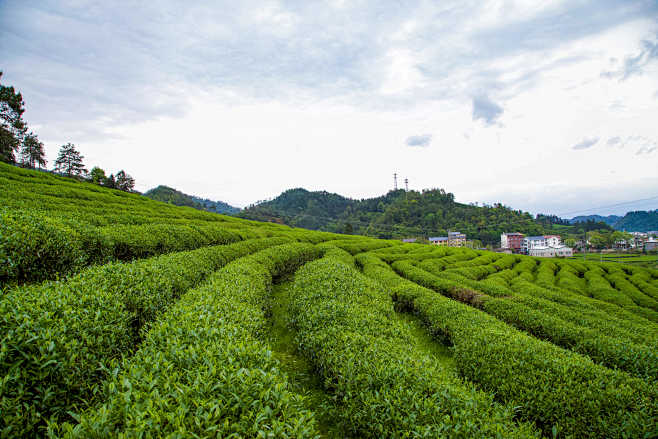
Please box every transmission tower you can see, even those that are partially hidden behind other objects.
[394,173,398,190]
[404,178,409,192]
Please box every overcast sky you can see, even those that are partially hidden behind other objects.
[1,0,657,216]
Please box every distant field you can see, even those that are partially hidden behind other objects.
[570,252,658,268]
[2,162,657,439]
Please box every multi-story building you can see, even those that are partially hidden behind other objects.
[544,235,561,247]
[429,232,466,247]
[529,245,573,257]
[645,239,658,252]
[448,231,467,247]
[522,236,547,253]
[521,234,571,257]
[500,232,524,253]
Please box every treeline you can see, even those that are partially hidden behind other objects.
[0,72,136,192]
[144,185,240,214]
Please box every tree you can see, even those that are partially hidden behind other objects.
[564,238,577,248]
[104,173,116,189]
[89,166,107,184]
[588,232,607,250]
[344,222,353,234]
[54,143,87,178]
[115,170,135,192]
[0,72,27,163]
[19,132,47,169]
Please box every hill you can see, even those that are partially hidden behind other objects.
[2,161,657,439]
[570,211,658,232]
[144,185,240,214]
[612,210,658,232]
[570,214,620,226]
[240,187,569,245]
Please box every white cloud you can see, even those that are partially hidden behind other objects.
[572,137,600,150]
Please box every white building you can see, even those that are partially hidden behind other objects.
[523,236,547,252]
[544,235,561,247]
[529,245,573,257]
[645,239,658,251]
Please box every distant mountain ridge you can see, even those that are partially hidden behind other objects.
[570,210,658,232]
[144,185,240,215]
[569,214,620,226]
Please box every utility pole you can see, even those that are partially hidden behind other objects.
[583,231,587,262]
[394,173,398,191]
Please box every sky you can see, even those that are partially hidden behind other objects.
[1,0,657,216]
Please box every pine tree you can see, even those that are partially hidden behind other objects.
[54,143,87,178]
[115,170,135,192]
[20,132,47,169]
[0,72,27,163]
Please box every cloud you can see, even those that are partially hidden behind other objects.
[572,137,600,150]
[406,134,432,147]
[472,95,503,125]
[601,34,658,80]
[636,145,657,155]
[607,136,622,147]
[605,135,657,153]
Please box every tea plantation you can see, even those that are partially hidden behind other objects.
[1,162,657,438]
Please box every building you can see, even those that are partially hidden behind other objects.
[529,245,573,257]
[429,232,466,247]
[500,232,524,253]
[429,236,449,246]
[645,239,658,252]
[448,231,467,247]
[544,235,561,247]
[522,236,547,253]
[522,234,572,257]
[402,238,417,243]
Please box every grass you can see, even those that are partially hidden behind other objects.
[569,252,658,268]
[268,276,346,438]
[267,273,458,439]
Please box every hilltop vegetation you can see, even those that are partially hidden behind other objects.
[1,162,658,438]
[144,185,240,214]
[240,187,592,244]
[613,210,658,232]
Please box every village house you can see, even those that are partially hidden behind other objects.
[429,232,467,247]
[500,232,524,253]
[645,238,658,252]
[529,245,573,257]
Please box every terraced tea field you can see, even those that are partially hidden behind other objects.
[1,162,657,438]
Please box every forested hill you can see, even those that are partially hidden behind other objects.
[613,210,658,232]
[239,188,560,245]
[570,214,620,226]
[144,185,240,215]
[570,211,658,232]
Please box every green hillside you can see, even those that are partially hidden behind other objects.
[2,161,658,439]
[240,187,580,244]
[144,184,240,214]
[613,210,658,232]
[570,214,620,226]
[571,211,658,232]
